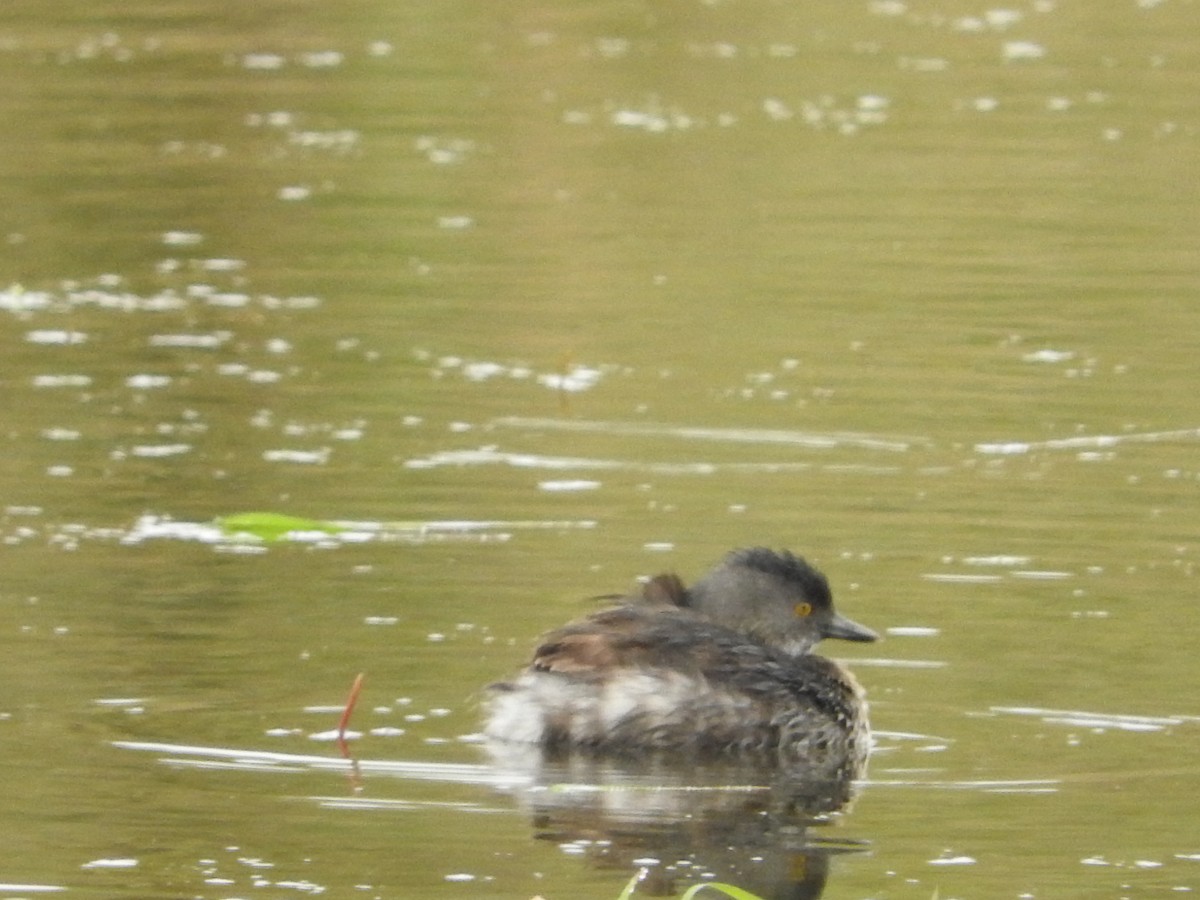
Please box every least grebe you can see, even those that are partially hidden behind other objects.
[485,548,878,771]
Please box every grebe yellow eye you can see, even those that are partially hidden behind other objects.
[794,602,812,618]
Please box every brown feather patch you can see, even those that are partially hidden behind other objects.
[532,633,620,673]
[640,572,689,607]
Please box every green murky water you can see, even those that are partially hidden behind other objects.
[2,2,1199,898]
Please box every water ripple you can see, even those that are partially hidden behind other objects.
[976,426,1200,455]
[990,706,1195,732]
[493,416,931,452]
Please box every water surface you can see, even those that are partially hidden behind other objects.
[2,1,1199,898]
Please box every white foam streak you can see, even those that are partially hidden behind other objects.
[113,740,530,787]
[991,706,1193,731]
[976,427,1200,455]
[404,447,904,476]
[493,416,929,452]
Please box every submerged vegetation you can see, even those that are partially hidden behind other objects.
[614,869,766,900]
[215,511,348,541]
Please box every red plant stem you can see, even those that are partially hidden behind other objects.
[337,672,365,740]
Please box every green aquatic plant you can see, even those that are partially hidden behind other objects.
[678,884,766,900]
[616,869,766,900]
[215,511,348,542]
